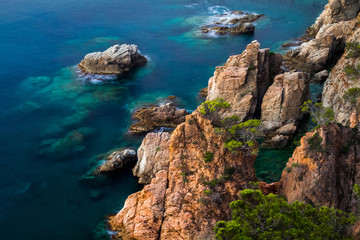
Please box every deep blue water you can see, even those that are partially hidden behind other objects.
[0,0,326,239]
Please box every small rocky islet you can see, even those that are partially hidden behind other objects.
[76,0,360,239]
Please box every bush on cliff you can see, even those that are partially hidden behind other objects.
[214,189,356,240]
[302,100,335,128]
[199,98,230,125]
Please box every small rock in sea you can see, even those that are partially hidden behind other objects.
[201,11,263,35]
[78,44,147,75]
[94,148,137,175]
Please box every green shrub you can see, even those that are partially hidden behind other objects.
[155,147,160,151]
[308,132,324,153]
[214,189,355,240]
[204,189,213,196]
[302,100,335,127]
[187,119,195,124]
[345,41,360,59]
[199,98,230,125]
[248,65,256,71]
[204,151,214,163]
[344,65,360,79]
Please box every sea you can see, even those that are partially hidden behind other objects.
[0,0,327,239]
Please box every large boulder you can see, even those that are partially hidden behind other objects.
[261,72,310,147]
[278,124,360,212]
[133,132,171,184]
[206,40,282,121]
[109,109,258,239]
[130,103,188,135]
[78,44,147,75]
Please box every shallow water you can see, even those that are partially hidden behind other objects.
[0,0,326,239]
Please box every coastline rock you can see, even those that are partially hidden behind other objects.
[206,40,282,121]
[201,11,263,35]
[109,109,258,239]
[96,149,137,174]
[313,69,329,83]
[130,102,188,135]
[78,44,147,75]
[278,124,360,212]
[109,170,168,240]
[260,72,309,147]
[284,1,359,73]
[323,27,360,125]
[133,132,171,184]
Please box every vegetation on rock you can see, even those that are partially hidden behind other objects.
[302,100,335,128]
[215,189,356,240]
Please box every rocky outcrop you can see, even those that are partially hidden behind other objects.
[130,103,188,135]
[201,11,263,35]
[284,1,359,73]
[261,72,310,147]
[133,132,171,184]
[109,170,168,240]
[278,124,360,212]
[323,27,360,125]
[109,110,258,239]
[78,44,147,75]
[206,40,282,121]
[95,149,137,174]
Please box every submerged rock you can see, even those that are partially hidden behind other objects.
[109,110,258,239]
[130,102,188,135]
[201,11,263,35]
[78,44,147,75]
[133,132,171,184]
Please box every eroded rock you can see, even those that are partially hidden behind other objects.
[78,44,147,75]
[206,40,282,121]
[130,102,188,135]
[133,132,171,184]
[96,149,137,174]
[201,11,263,35]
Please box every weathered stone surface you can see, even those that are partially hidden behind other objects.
[206,40,282,121]
[133,132,171,184]
[78,44,147,75]
[278,124,360,212]
[323,27,360,125]
[261,72,309,126]
[97,149,137,174]
[313,69,329,83]
[130,103,188,135]
[109,170,168,240]
[284,1,359,73]
[109,109,258,239]
[201,11,262,35]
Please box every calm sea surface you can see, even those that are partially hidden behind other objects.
[0,0,326,239]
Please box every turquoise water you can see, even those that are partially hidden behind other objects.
[0,0,326,239]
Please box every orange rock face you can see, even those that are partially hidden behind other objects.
[279,124,360,211]
[109,110,257,239]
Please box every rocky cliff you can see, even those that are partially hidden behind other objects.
[284,0,360,73]
[206,40,282,121]
[323,26,360,125]
[278,124,360,212]
[133,132,170,184]
[109,110,257,240]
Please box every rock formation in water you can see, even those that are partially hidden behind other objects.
[278,124,360,212]
[94,148,137,174]
[109,109,258,239]
[130,102,188,135]
[133,132,170,184]
[284,0,360,74]
[78,44,147,75]
[201,11,263,35]
[206,40,282,121]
